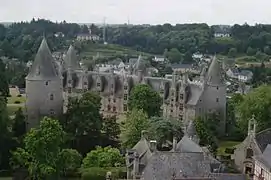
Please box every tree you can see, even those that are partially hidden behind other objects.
[147,117,183,150]
[264,46,271,55]
[63,91,102,155]
[0,96,13,169]
[101,116,121,147]
[11,117,65,179]
[59,149,82,176]
[0,59,9,97]
[121,109,150,148]
[246,47,256,56]
[194,117,218,154]
[128,84,162,117]
[12,108,26,139]
[82,146,124,168]
[237,85,271,133]
[167,48,183,63]
[228,48,237,58]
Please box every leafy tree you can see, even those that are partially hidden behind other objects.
[12,108,26,139]
[63,91,102,155]
[0,96,13,169]
[246,47,256,56]
[11,117,65,179]
[59,149,82,176]
[237,85,271,133]
[0,59,9,97]
[121,109,150,148]
[167,48,183,63]
[82,146,124,168]
[101,116,121,147]
[228,48,237,58]
[264,46,271,55]
[147,117,183,149]
[128,84,162,117]
[194,117,218,154]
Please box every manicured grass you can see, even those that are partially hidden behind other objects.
[217,141,241,156]
[7,104,25,116]
[0,178,12,180]
[7,95,26,104]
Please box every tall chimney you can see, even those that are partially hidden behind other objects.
[172,137,177,152]
[141,130,148,139]
[133,152,139,179]
[150,140,157,152]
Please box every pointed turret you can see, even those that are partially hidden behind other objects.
[64,45,79,69]
[26,38,58,80]
[133,55,146,72]
[206,56,223,86]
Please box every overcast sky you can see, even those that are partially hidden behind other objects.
[1,0,271,25]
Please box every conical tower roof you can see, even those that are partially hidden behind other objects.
[26,38,58,80]
[64,45,79,69]
[134,55,146,71]
[206,56,223,85]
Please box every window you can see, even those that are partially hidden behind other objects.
[171,98,174,102]
[124,85,128,90]
[68,80,72,84]
[179,114,183,120]
[113,106,116,112]
[107,105,111,111]
[217,86,219,90]
[50,94,54,100]
[124,104,128,111]
[84,81,87,85]
[171,109,173,113]
[45,81,49,86]
[179,104,184,111]
[68,87,72,93]
[124,94,128,100]
[50,109,55,115]
[260,168,264,176]
[216,98,219,102]
[97,82,101,87]
[108,98,111,102]
[171,104,173,107]
[113,99,116,103]
[246,148,253,159]
[180,94,184,100]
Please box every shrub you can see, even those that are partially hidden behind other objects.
[225,147,235,154]
[14,100,21,104]
[81,167,126,180]
[17,94,22,97]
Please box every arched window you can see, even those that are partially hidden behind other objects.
[246,148,253,159]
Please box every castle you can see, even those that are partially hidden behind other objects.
[25,38,226,131]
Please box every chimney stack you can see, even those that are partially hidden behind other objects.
[172,137,177,152]
[141,130,148,139]
[150,140,157,152]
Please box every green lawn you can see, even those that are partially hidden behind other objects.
[7,104,25,116]
[0,178,12,180]
[217,141,241,156]
[7,95,26,104]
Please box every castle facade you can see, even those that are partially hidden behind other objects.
[25,38,226,131]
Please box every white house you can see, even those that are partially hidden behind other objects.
[253,144,271,180]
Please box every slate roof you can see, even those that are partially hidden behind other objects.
[141,152,212,180]
[255,128,271,152]
[132,136,152,166]
[134,55,146,71]
[186,83,204,106]
[64,45,79,69]
[206,56,223,86]
[175,136,203,153]
[254,144,271,169]
[26,38,58,80]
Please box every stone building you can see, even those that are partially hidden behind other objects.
[125,124,246,180]
[232,116,271,177]
[25,38,226,130]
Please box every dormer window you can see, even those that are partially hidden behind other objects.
[180,94,184,100]
[124,85,128,90]
[45,81,49,86]
[97,82,101,87]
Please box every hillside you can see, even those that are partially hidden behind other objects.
[80,43,156,62]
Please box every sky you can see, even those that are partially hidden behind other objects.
[1,0,271,25]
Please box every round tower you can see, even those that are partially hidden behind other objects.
[25,38,63,130]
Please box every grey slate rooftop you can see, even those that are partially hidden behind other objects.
[255,128,271,152]
[26,38,58,80]
[253,144,271,169]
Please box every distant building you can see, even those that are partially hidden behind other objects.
[253,144,271,180]
[226,68,253,82]
[152,56,166,62]
[232,116,271,177]
[76,33,100,41]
